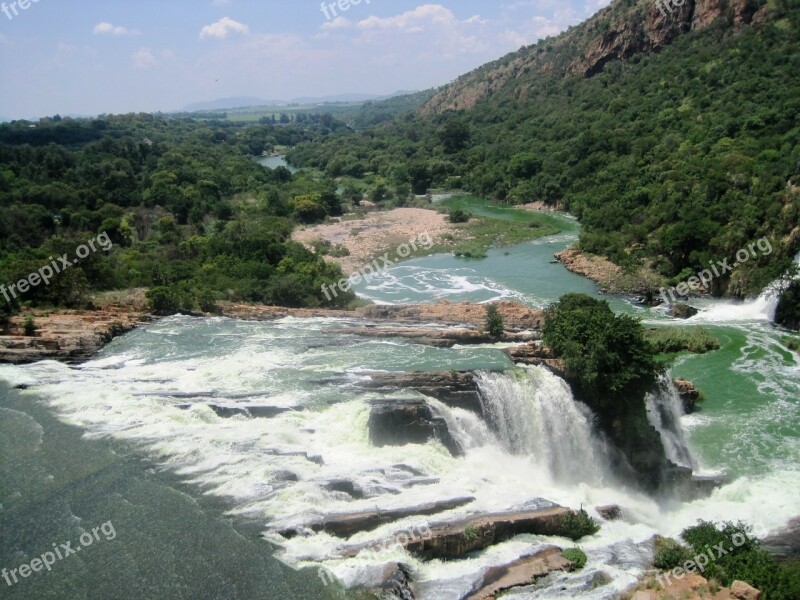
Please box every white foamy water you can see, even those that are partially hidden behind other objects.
[2,306,799,599]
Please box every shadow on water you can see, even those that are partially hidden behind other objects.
[0,381,347,600]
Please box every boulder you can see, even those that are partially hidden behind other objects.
[404,507,573,561]
[674,379,701,413]
[730,580,762,600]
[464,547,571,599]
[359,371,484,415]
[278,496,474,539]
[368,398,465,457]
[595,505,622,521]
[670,304,699,319]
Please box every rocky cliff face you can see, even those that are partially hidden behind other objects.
[421,0,766,115]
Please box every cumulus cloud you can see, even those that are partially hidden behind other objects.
[199,17,249,40]
[93,22,141,36]
[132,47,157,69]
[357,4,457,32]
[321,17,352,31]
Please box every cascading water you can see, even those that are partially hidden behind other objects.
[475,365,610,484]
[692,253,800,323]
[645,374,696,470]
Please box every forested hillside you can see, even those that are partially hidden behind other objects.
[289,0,800,297]
[0,115,355,317]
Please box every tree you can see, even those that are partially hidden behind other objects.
[438,119,470,153]
[485,304,504,337]
[543,294,658,406]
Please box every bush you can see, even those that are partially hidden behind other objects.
[449,208,471,223]
[646,326,721,354]
[653,536,692,570]
[485,303,504,337]
[561,509,600,541]
[562,547,587,570]
[675,521,800,600]
[23,316,37,337]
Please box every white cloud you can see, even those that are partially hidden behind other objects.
[132,47,157,69]
[321,17,352,31]
[93,22,141,36]
[199,17,249,40]
[357,4,457,32]
[212,0,232,5]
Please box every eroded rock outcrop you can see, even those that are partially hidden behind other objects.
[422,0,768,116]
[368,398,465,457]
[0,310,150,364]
[359,371,484,415]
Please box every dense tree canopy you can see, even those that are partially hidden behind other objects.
[0,115,355,312]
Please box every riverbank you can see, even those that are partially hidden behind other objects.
[556,246,666,298]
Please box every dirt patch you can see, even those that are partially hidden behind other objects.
[292,208,456,275]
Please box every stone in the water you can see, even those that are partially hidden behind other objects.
[595,505,622,521]
[670,304,699,319]
[367,398,464,457]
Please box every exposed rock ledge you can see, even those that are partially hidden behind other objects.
[0,300,544,365]
[555,246,665,300]
[0,310,150,364]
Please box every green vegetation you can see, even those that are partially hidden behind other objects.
[543,294,659,407]
[656,521,800,600]
[462,524,480,543]
[561,508,600,541]
[448,208,471,224]
[653,536,693,570]
[289,1,800,297]
[645,326,721,355]
[22,316,37,336]
[0,115,357,314]
[776,280,800,331]
[485,304,504,337]
[783,336,800,352]
[561,547,588,570]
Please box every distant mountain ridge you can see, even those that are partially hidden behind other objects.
[183,91,418,113]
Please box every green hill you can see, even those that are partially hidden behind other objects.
[290,0,800,297]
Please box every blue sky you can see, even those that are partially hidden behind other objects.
[0,1,611,119]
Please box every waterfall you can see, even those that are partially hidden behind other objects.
[693,253,800,323]
[645,375,695,469]
[475,365,610,484]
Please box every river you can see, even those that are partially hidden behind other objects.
[1,207,797,599]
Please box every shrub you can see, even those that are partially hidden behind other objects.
[646,326,721,355]
[448,208,471,223]
[23,316,37,337]
[562,547,587,570]
[196,289,218,314]
[675,521,800,600]
[653,536,692,570]
[485,304,504,337]
[561,508,600,541]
